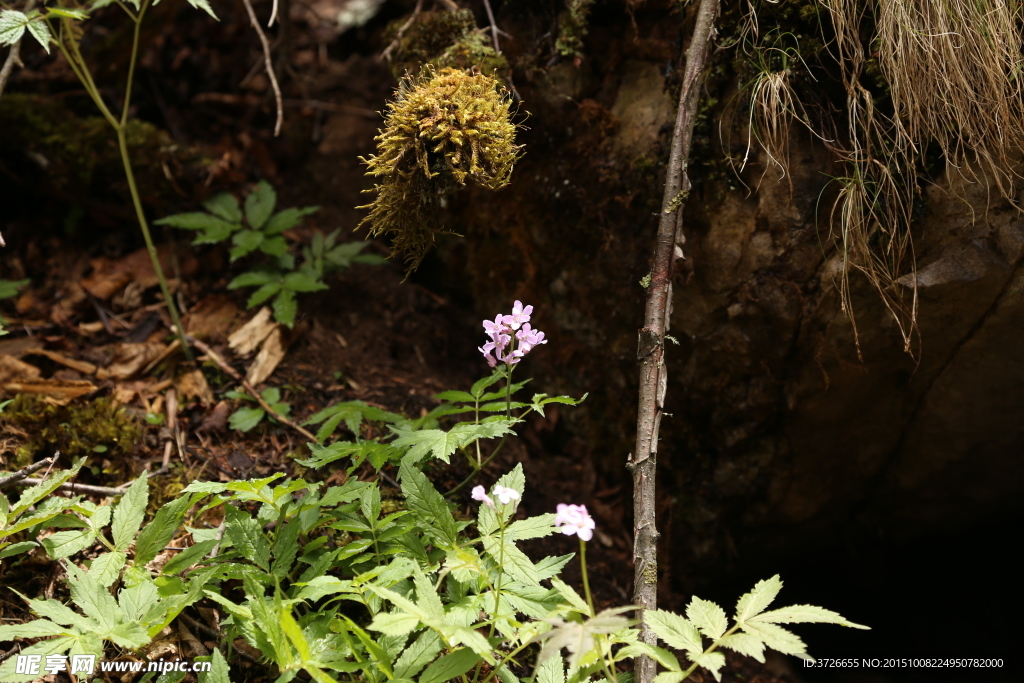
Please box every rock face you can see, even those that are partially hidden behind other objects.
[444,22,1024,586]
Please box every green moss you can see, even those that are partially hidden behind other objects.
[388,10,509,83]
[358,68,522,273]
[2,395,142,464]
[555,0,594,59]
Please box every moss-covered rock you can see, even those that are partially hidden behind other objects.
[2,395,142,464]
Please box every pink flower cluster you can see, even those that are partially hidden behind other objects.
[479,301,548,368]
[554,504,595,542]
[472,484,521,509]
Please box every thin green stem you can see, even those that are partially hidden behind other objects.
[678,624,740,681]
[445,435,509,496]
[120,0,147,127]
[580,539,619,683]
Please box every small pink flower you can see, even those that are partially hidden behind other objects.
[506,301,533,330]
[472,485,495,509]
[492,484,520,505]
[554,504,595,542]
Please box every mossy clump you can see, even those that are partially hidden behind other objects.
[388,10,510,84]
[555,0,595,60]
[358,68,522,272]
[2,395,142,463]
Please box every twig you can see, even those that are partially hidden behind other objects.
[240,0,284,136]
[16,479,134,497]
[381,0,423,62]
[187,335,319,443]
[629,2,720,683]
[0,0,36,101]
[0,454,58,490]
[481,0,501,53]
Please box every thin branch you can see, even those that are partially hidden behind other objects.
[187,335,319,443]
[481,0,501,53]
[629,2,720,683]
[0,454,58,490]
[381,0,422,62]
[16,478,134,497]
[0,0,37,101]
[240,0,284,136]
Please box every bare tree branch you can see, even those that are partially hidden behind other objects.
[630,2,720,683]
[240,0,284,136]
[0,453,58,490]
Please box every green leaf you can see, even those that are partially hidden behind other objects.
[231,229,265,261]
[283,271,329,293]
[0,11,29,47]
[394,630,442,679]
[224,505,271,571]
[273,288,298,327]
[419,648,481,683]
[200,648,231,683]
[392,421,515,466]
[434,391,476,403]
[550,577,591,616]
[112,472,149,551]
[398,463,457,547]
[0,541,37,559]
[203,192,242,223]
[245,281,283,308]
[46,7,90,19]
[0,278,30,299]
[644,610,703,656]
[690,651,726,681]
[738,620,808,657]
[535,656,565,683]
[89,551,127,588]
[751,604,869,629]
[0,637,74,682]
[155,212,238,233]
[229,270,278,289]
[134,494,194,567]
[245,181,277,229]
[715,633,765,662]
[735,575,783,624]
[506,514,555,541]
[265,206,319,235]
[470,371,504,398]
[368,611,421,636]
[260,235,289,257]
[40,529,96,559]
[22,15,49,52]
[0,618,67,639]
[618,643,680,672]
[685,597,728,640]
[162,539,218,575]
[230,406,266,432]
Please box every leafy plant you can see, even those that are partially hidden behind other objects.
[226,387,292,433]
[0,460,84,562]
[156,182,383,326]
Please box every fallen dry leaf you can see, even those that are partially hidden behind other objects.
[24,348,98,375]
[246,326,290,386]
[80,247,177,301]
[96,342,168,380]
[228,307,276,356]
[175,368,214,405]
[3,378,97,404]
[0,355,41,385]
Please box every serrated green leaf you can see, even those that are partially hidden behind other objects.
[224,505,271,571]
[230,406,266,432]
[482,535,541,586]
[398,463,457,547]
[134,494,194,567]
[470,371,504,398]
[201,648,231,683]
[735,575,783,623]
[618,643,680,672]
[67,564,121,630]
[392,421,514,466]
[434,390,476,403]
[419,648,481,683]
[751,604,869,629]
[0,11,29,46]
[11,460,83,517]
[0,541,37,559]
[245,181,277,229]
[686,597,728,640]
[27,21,53,54]
[193,223,236,245]
[535,655,565,683]
[40,529,96,559]
[155,212,237,232]
[644,609,703,656]
[228,270,278,289]
[231,229,265,260]
[118,575,159,621]
[0,618,67,639]
[112,472,148,550]
[265,206,319,235]
[283,271,329,293]
[162,539,218,575]
[368,611,422,636]
[273,288,298,327]
[715,632,765,662]
[653,674,685,683]
[691,651,726,681]
[203,192,241,222]
[0,637,74,682]
[739,620,807,657]
[550,577,591,615]
[506,514,555,541]
[89,551,127,588]
[259,235,289,257]
[245,281,283,308]
[394,630,442,679]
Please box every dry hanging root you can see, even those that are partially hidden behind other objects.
[357,67,522,273]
